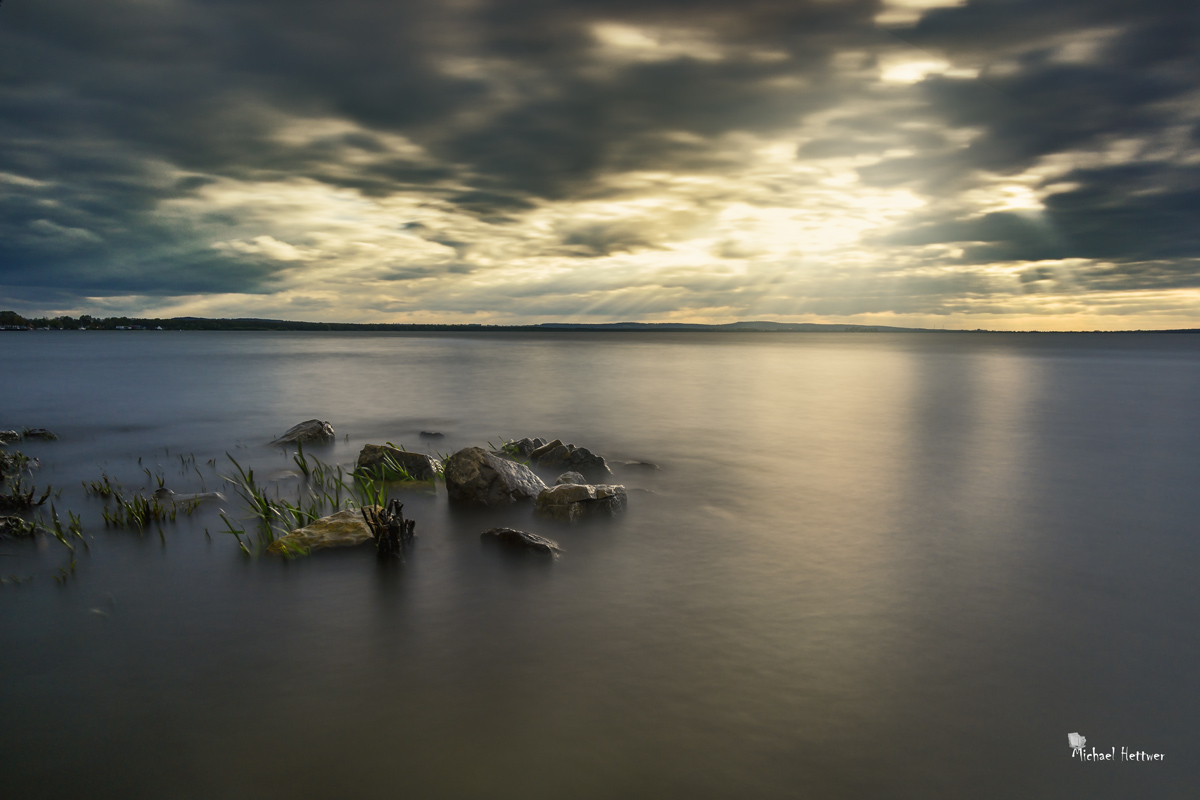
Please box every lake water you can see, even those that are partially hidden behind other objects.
[1,331,1197,798]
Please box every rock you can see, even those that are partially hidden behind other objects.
[266,507,380,556]
[22,428,58,441]
[592,484,629,516]
[0,431,20,445]
[503,437,548,457]
[534,483,595,522]
[481,527,561,555]
[566,446,610,477]
[535,483,627,523]
[619,460,660,470]
[273,419,334,444]
[419,431,445,439]
[444,447,547,506]
[528,439,564,461]
[152,487,226,503]
[555,471,586,485]
[536,443,572,467]
[355,444,439,481]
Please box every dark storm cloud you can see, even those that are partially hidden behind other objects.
[0,0,1198,316]
[868,0,1200,284]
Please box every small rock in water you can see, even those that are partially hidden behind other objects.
[22,428,58,441]
[481,527,562,555]
[154,487,225,503]
[419,431,445,439]
[555,471,586,485]
[272,419,335,444]
[619,460,660,470]
[0,430,20,445]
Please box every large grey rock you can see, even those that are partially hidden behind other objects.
[535,483,627,523]
[444,447,547,507]
[273,419,334,444]
[355,444,439,481]
[555,471,586,485]
[481,527,561,555]
[266,507,380,556]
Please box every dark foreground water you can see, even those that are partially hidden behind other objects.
[1,331,1197,798]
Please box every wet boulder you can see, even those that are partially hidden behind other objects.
[535,483,627,523]
[355,444,439,481]
[22,428,58,441]
[481,527,561,555]
[0,431,20,445]
[273,419,335,444]
[444,447,547,507]
[266,507,379,556]
[555,471,586,485]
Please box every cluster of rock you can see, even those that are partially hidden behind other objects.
[503,437,611,480]
[442,445,627,524]
[266,422,632,560]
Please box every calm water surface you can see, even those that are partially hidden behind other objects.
[1,331,1197,798]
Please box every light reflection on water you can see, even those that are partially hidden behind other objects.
[1,331,1197,798]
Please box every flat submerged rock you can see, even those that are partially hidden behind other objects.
[480,527,562,555]
[266,506,380,556]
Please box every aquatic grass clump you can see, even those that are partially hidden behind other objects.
[0,515,41,539]
[0,449,39,476]
[45,504,86,552]
[84,472,120,499]
[220,450,390,554]
[0,474,52,513]
[90,469,201,530]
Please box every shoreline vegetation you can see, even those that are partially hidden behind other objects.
[2,311,1198,334]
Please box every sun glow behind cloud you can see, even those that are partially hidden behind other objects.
[2,0,1199,330]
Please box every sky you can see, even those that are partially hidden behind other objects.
[1,0,1198,329]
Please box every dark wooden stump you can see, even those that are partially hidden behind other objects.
[362,499,415,560]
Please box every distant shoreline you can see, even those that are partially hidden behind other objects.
[2,314,1199,334]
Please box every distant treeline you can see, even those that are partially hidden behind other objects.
[0,311,500,332]
[0,310,912,333]
[2,311,1198,334]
